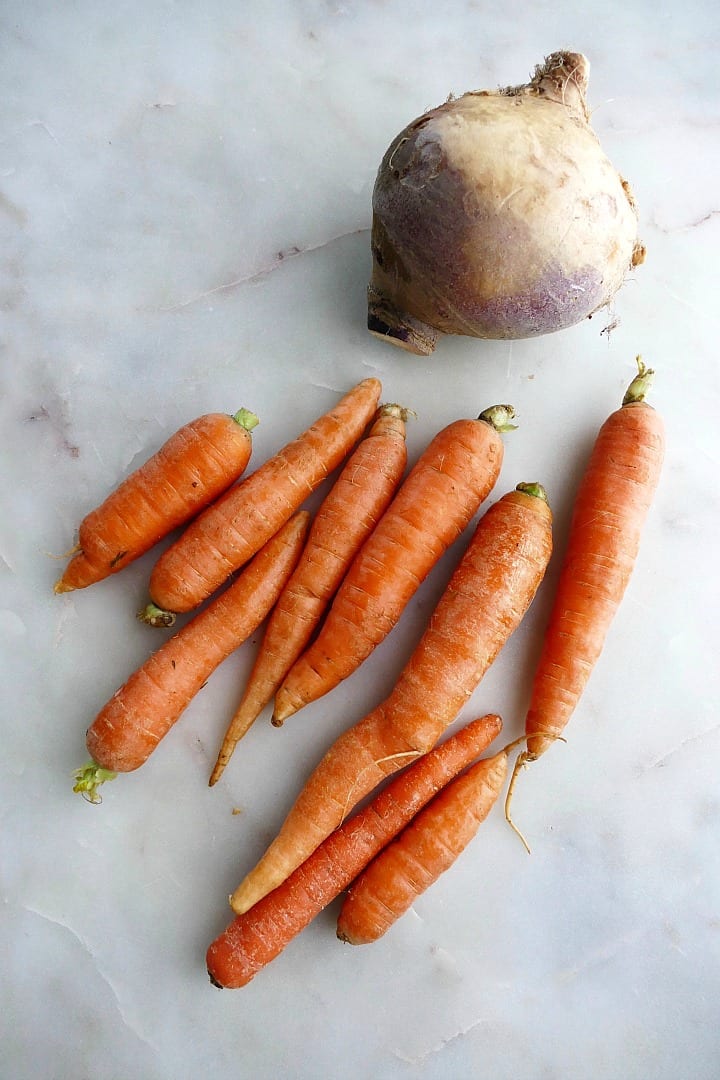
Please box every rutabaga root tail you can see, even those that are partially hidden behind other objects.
[503,733,566,855]
[72,761,118,804]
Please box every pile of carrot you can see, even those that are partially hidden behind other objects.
[55,359,664,990]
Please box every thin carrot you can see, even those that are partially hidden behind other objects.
[205,714,502,988]
[144,378,382,620]
[271,404,516,726]
[230,482,552,915]
[337,745,511,945]
[54,408,259,598]
[208,403,411,786]
[505,359,665,846]
[72,512,310,803]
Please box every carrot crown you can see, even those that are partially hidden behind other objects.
[478,404,517,432]
[516,481,548,503]
[73,761,117,803]
[622,356,655,406]
[232,408,260,432]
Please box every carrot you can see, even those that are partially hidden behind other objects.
[337,745,511,945]
[271,404,516,726]
[143,378,382,620]
[230,482,552,915]
[505,359,665,846]
[208,403,411,786]
[54,408,259,598]
[72,512,310,803]
[206,714,502,988]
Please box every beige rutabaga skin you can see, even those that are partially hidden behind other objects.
[368,51,645,354]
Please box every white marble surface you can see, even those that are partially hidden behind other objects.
[2,3,719,1078]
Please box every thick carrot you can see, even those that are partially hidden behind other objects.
[336,748,509,945]
[206,714,502,988]
[271,405,516,725]
[73,512,310,803]
[54,408,259,597]
[144,378,382,619]
[230,482,552,914]
[208,403,411,786]
[505,360,665,843]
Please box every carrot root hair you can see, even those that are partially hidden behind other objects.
[503,732,567,854]
[72,761,118,804]
[337,749,423,821]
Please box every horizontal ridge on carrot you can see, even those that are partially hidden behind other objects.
[144,378,382,620]
[73,512,310,803]
[230,481,552,915]
[208,403,411,786]
[337,745,510,945]
[505,358,665,844]
[54,408,259,595]
[205,714,502,988]
[271,404,517,726]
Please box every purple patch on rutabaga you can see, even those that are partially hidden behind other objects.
[463,262,606,338]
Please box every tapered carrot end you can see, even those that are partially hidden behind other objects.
[270,696,298,726]
[210,702,263,785]
[73,761,117,803]
[208,760,225,787]
[53,577,75,595]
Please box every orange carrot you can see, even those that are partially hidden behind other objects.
[206,714,502,988]
[54,408,259,597]
[208,403,411,786]
[230,482,552,915]
[271,405,516,725]
[505,360,665,844]
[144,378,382,620]
[337,747,509,945]
[73,512,309,803]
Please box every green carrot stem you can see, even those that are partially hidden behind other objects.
[232,408,260,432]
[622,356,655,406]
[73,762,117,804]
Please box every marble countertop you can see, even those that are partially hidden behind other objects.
[2,3,719,1078]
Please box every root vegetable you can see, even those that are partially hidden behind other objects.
[206,714,502,988]
[208,403,411,785]
[336,747,509,945]
[54,408,258,595]
[367,51,644,355]
[272,404,515,726]
[73,513,309,802]
[230,482,552,915]
[505,359,664,847]
[145,378,382,619]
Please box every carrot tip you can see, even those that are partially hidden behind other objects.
[53,579,75,595]
[137,602,176,628]
[73,761,117,804]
